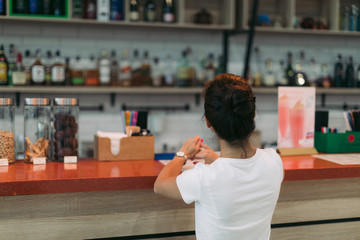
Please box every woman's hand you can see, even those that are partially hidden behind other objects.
[179,136,202,159]
[195,144,219,165]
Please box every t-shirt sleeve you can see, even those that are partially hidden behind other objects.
[176,164,203,204]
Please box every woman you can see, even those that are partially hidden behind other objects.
[154,73,283,239]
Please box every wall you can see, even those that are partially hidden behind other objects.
[0,21,359,157]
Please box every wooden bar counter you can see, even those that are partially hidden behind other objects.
[0,155,360,240]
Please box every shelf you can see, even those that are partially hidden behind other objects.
[1,86,359,95]
[0,86,203,94]
[253,27,360,37]
[0,15,233,30]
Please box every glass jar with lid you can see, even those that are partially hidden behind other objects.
[53,98,79,162]
[24,98,51,163]
[0,98,15,164]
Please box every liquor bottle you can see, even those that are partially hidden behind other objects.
[98,49,111,85]
[12,52,27,86]
[51,50,65,85]
[252,47,262,87]
[14,0,28,14]
[64,57,72,86]
[29,0,39,14]
[23,50,33,85]
[307,58,321,86]
[196,51,206,86]
[110,50,119,85]
[163,55,175,86]
[263,59,276,87]
[72,0,83,18]
[163,0,175,23]
[293,51,308,86]
[152,57,163,87]
[144,0,156,22]
[84,0,97,19]
[85,55,99,86]
[131,49,142,86]
[119,49,131,86]
[141,51,152,86]
[0,45,8,85]
[110,0,124,20]
[278,60,288,86]
[345,56,355,88]
[71,56,85,86]
[31,49,45,85]
[341,5,350,31]
[97,0,110,21]
[334,54,343,87]
[205,53,215,83]
[320,64,332,88]
[177,50,191,87]
[44,50,53,85]
[7,44,17,86]
[129,0,139,21]
[0,0,6,15]
[349,5,358,31]
[285,52,294,86]
[357,64,360,88]
[53,0,64,16]
[43,0,51,15]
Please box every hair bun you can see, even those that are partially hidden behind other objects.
[225,88,254,117]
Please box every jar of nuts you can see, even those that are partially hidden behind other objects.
[53,98,79,162]
[0,98,15,164]
[24,98,51,164]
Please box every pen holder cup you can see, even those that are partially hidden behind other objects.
[314,131,360,153]
[94,135,155,161]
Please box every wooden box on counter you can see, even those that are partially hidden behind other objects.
[94,135,155,161]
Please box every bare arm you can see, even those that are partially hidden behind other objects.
[154,136,202,200]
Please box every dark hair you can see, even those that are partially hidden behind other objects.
[203,73,256,144]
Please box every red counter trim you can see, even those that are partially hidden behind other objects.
[0,156,359,196]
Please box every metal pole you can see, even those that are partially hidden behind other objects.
[243,0,259,79]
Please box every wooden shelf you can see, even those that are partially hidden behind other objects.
[0,86,203,94]
[252,26,360,37]
[1,86,359,95]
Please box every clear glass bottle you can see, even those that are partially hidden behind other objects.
[31,49,45,85]
[119,49,132,86]
[129,0,139,21]
[98,49,111,86]
[51,50,65,85]
[24,98,51,164]
[0,98,15,164]
[53,98,79,162]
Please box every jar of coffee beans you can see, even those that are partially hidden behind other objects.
[24,98,51,164]
[0,98,15,164]
[53,98,79,162]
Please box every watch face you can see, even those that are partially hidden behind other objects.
[177,152,185,157]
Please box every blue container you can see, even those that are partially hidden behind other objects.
[111,0,124,20]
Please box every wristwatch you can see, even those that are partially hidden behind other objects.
[175,151,188,164]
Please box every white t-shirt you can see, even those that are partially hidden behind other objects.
[176,148,283,240]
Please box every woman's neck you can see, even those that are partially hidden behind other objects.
[219,139,257,159]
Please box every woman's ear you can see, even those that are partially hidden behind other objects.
[205,116,216,133]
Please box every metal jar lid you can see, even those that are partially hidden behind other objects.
[0,98,14,106]
[53,98,79,106]
[24,98,51,106]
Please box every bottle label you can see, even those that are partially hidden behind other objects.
[0,63,7,83]
[120,65,131,79]
[146,10,156,21]
[99,66,111,83]
[72,77,84,85]
[163,13,174,23]
[32,66,45,83]
[12,72,27,85]
[51,66,65,82]
[130,11,139,21]
[178,67,190,79]
[86,77,99,86]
